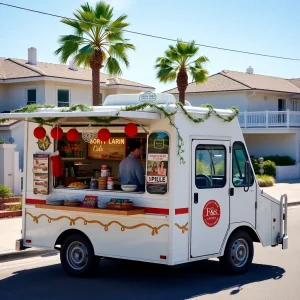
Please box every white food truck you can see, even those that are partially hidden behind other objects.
[0,92,288,277]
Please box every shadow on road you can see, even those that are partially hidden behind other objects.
[0,258,285,300]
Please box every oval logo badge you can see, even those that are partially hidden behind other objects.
[202,200,221,227]
[139,91,157,102]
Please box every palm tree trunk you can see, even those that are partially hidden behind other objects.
[177,69,188,104]
[92,67,100,106]
[90,50,103,106]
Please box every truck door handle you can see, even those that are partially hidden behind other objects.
[229,188,234,196]
[194,193,198,204]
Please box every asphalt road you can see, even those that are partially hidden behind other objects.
[0,207,299,300]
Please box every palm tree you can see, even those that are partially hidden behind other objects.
[155,40,209,104]
[55,1,135,106]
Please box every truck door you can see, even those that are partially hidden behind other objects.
[191,139,230,258]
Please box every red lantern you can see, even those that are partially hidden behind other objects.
[98,128,111,142]
[50,126,64,140]
[124,122,138,137]
[67,128,80,142]
[33,125,46,140]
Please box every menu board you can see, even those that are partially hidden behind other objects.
[146,132,169,194]
[88,137,126,160]
[33,154,49,195]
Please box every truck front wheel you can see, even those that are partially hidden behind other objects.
[219,230,254,275]
[60,233,100,277]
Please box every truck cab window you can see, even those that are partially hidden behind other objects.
[232,142,254,187]
[195,145,226,189]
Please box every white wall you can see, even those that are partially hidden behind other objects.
[0,84,7,112]
[4,81,46,111]
[0,122,25,170]
[247,92,291,111]
[172,91,248,111]
[244,133,297,160]
[276,164,300,182]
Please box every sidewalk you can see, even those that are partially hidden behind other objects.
[0,217,57,262]
[262,181,300,206]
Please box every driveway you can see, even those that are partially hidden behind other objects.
[262,179,300,205]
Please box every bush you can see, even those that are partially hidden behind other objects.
[0,185,13,198]
[263,155,295,166]
[250,157,276,176]
[263,160,276,177]
[256,175,275,187]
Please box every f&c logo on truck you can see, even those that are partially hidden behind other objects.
[202,200,221,227]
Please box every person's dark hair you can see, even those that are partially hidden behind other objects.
[129,140,142,152]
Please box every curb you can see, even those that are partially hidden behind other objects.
[0,248,59,263]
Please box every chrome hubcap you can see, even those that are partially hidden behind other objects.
[231,238,249,268]
[66,241,88,270]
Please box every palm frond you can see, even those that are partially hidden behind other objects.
[189,65,209,83]
[75,44,95,67]
[156,67,177,83]
[94,1,113,20]
[105,57,123,76]
[61,19,84,36]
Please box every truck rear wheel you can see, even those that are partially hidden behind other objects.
[219,230,254,275]
[60,233,100,277]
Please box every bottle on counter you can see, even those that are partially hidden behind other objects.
[101,165,108,177]
[107,177,114,190]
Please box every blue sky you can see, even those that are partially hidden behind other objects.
[0,0,300,92]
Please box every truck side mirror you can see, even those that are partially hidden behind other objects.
[244,161,251,192]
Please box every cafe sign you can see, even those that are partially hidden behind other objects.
[88,137,126,160]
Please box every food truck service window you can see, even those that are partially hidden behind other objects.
[232,142,254,187]
[195,145,226,189]
[146,132,169,195]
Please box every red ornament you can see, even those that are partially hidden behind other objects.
[98,128,111,142]
[50,126,64,140]
[124,122,138,137]
[33,125,46,140]
[67,128,80,142]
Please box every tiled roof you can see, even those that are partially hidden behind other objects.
[165,70,300,94]
[0,57,154,89]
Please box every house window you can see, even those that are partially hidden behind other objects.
[57,89,70,107]
[292,100,300,111]
[27,89,36,105]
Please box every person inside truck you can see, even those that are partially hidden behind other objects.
[118,140,145,192]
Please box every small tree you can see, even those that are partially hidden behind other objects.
[155,40,209,104]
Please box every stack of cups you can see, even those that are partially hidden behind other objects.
[98,165,108,190]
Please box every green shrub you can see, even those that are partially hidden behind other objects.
[263,160,276,177]
[263,155,295,166]
[256,175,275,187]
[0,185,13,198]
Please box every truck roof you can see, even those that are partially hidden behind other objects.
[0,92,236,124]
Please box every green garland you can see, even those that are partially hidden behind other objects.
[0,102,239,164]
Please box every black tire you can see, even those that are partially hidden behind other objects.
[60,233,100,277]
[219,230,254,275]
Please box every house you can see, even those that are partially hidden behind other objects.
[0,47,155,170]
[164,66,300,181]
